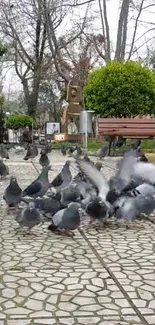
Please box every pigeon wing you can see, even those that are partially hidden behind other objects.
[114,149,138,190]
[133,162,155,184]
[77,159,109,200]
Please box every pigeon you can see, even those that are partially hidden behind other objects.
[95,162,102,171]
[15,201,42,233]
[83,155,91,163]
[40,143,52,155]
[24,144,38,160]
[48,202,80,236]
[97,144,108,158]
[109,149,138,194]
[49,161,72,189]
[132,139,141,150]
[76,150,138,223]
[86,197,110,224]
[133,161,155,184]
[72,146,82,158]
[76,159,113,222]
[76,158,110,201]
[3,176,22,209]
[39,150,50,168]
[115,137,126,148]
[61,145,67,156]
[67,146,75,155]
[23,167,50,198]
[0,159,9,178]
[114,194,155,229]
[0,144,9,159]
[22,196,63,217]
[60,184,82,206]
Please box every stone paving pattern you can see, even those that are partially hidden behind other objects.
[0,151,155,324]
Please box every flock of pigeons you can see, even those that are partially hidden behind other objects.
[0,141,155,236]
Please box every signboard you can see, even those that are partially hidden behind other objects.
[46,122,60,135]
[54,133,66,141]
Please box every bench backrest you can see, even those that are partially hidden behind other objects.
[98,118,155,138]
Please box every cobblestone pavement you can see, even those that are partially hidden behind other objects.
[0,151,155,324]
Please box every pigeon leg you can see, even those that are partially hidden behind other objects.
[103,219,112,226]
[60,230,75,237]
[89,216,95,224]
[7,206,16,214]
[126,222,144,230]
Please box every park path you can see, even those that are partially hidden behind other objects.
[0,152,154,325]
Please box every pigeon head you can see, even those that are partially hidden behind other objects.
[66,160,71,166]
[95,162,102,171]
[40,149,46,155]
[83,155,90,162]
[10,176,17,183]
[106,189,120,204]
[86,198,107,220]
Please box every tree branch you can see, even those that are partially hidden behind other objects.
[127,0,145,60]
[103,0,111,61]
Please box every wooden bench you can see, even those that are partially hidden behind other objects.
[97,118,155,155]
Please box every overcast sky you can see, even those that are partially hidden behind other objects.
[2,0,155,96]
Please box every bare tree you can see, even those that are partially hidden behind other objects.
[0,0,47,116]
[41,0,95,83]
[95,0,155,62]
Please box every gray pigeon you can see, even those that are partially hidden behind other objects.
[60,184,82,206]
[49,161,72,190]
[15,201,42,233]
[0,144,9,159]
[3,176,22,209]
[95,162,102,171]
[48,202,80,236]
[39,150,50,168]
[97,144,108,159]
[0,159,9,179]
[22,196,63,217]
[24,144,38,160]
[115,194,155,229]
[23,167,50,198]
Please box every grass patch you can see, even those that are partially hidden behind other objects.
[52,138,155,152]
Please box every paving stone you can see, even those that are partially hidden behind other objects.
[91,278,104,287]
[1,157,155,324]
[2,289,16,299]
[17,287,33,297]
[8,321,31,325]
[34,320,55,324]
[72,297,96,306]
[5,307,30,315]
[30,293,48,301]
[77,317,100,324]
[31,311,53,318]
[59,302,77,311]
[24,298,43,311]
[59,319,74,325]
[144,315,155,324]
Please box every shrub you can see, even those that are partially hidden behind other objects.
[84,61,155,117]
[6,114,35,130]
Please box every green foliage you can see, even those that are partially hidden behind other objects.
[6,114,35,130]
[84,61,155,117]
[0,42,8,57]
[0,95,5,107]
